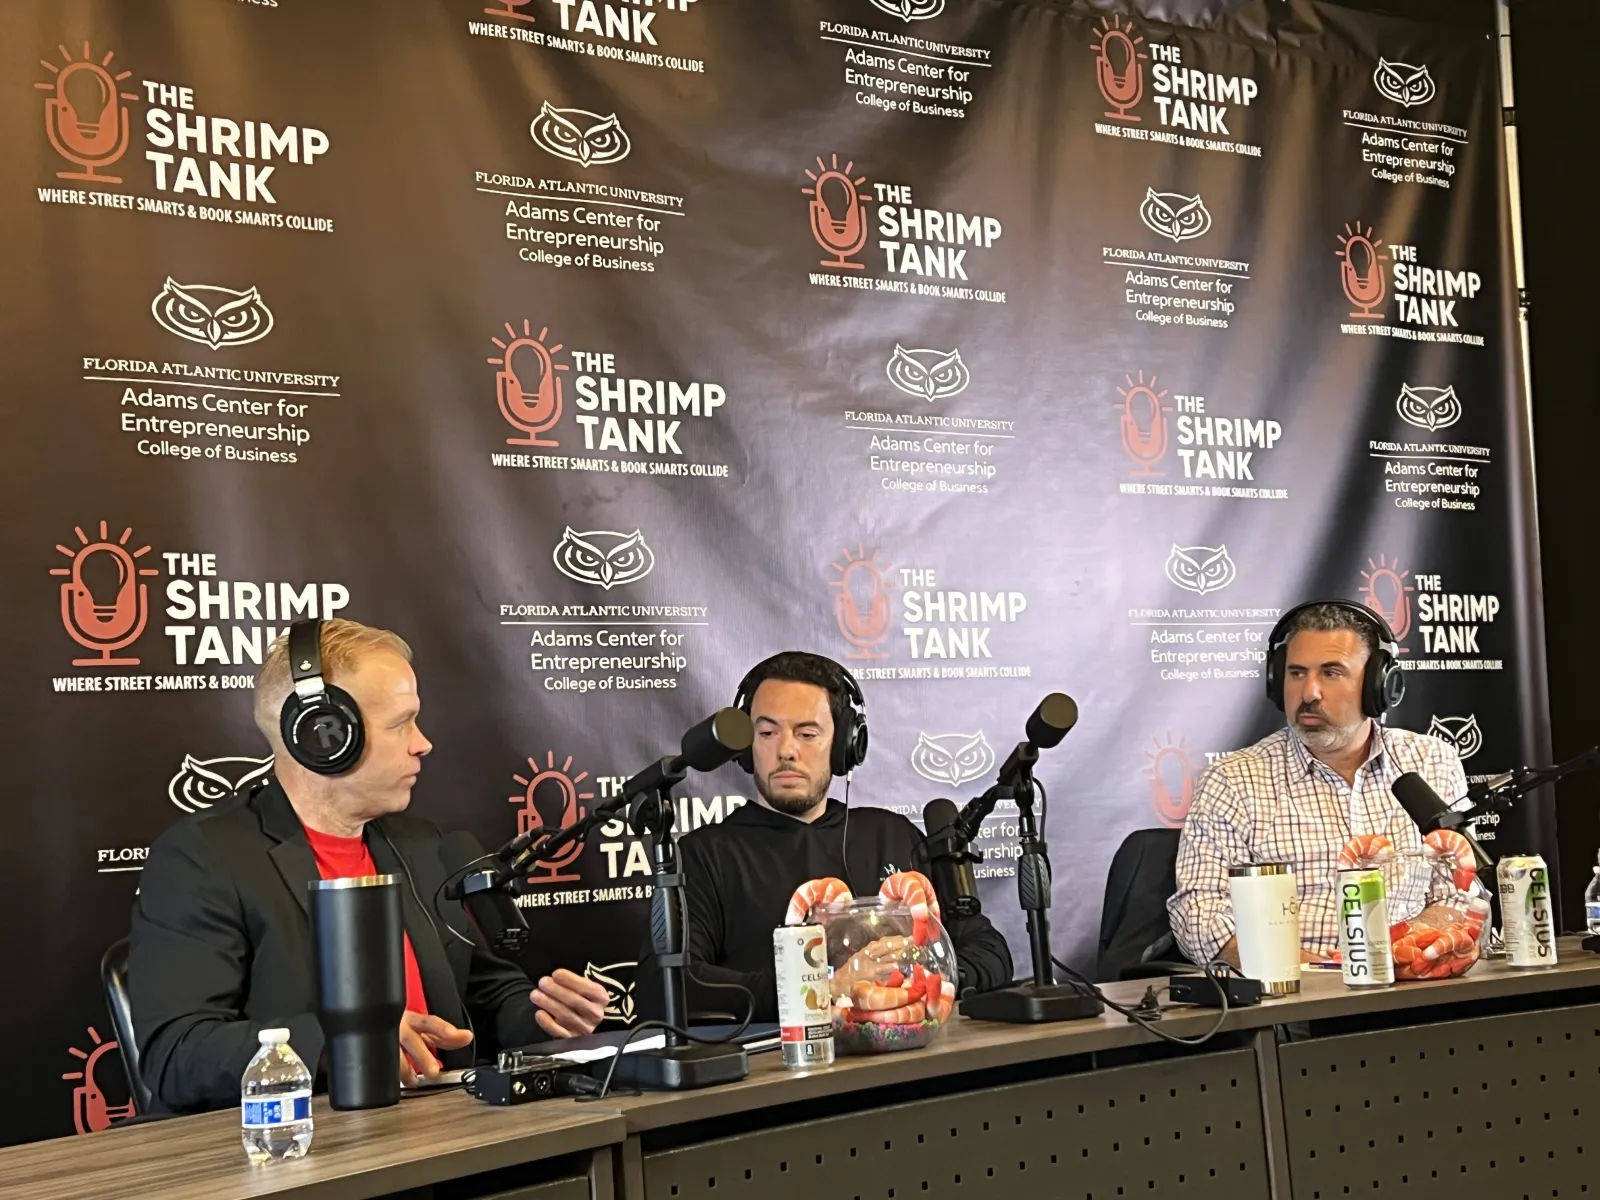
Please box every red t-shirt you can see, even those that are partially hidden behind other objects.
[304,826,430,1017]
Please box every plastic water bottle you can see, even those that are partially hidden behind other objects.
[241,1028,313,1164]
[1585,853,1600,936]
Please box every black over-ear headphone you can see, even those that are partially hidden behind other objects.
[732,652,869,778]
[1265,599,1405,719]
[279,619,366,775]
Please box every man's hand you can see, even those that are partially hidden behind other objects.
[398,1012,473,1086]
[530,969,609,1039]
[830,934,912,994]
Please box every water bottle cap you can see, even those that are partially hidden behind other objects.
[258,1027,291,1046]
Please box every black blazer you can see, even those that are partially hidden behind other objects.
[129,779,545,1113]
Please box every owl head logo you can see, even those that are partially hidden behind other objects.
[1337,221,1388,320]
[1117,370,1169,477]
[168,753,274,813]
[584,961,638,1024]
[1144,733,1199,828]
[530,102,631,168]
[1360,554,1414,644]
[1395,384,1462,433]
[1092,15,1146,121]
[868,0,944,22]
[1428,714,1483,761]
[829,544,895,660]
[886,345,970,401]
[512,751,595,885]
[910,731,996,788]
[1139,189,1211,244]
[553,528,655,590]
[151,279,274,350]
[1165,545,1236,596]
[1373,59,1436,109]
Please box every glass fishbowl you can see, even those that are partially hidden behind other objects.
[816,895,959,1054]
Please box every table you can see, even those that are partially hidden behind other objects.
[4,941,1598,1200]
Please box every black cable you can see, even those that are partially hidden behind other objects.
[1052,956,1233,1047]
[1035,778,1048,840]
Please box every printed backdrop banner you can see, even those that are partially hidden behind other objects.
[0,0,1546,1145]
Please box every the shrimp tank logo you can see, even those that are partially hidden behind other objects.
[1360,554,1414,645]
[1145,733,1201,827]
[829,544,895,660]
[490,319,568,447]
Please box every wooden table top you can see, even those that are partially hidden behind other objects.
[4,939,1595,1198]
[607,938,1600,1131]
[0,1090,623,1200]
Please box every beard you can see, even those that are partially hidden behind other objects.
[1290,705,1368,755]
[756,767,830,816]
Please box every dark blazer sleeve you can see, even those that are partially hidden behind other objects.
[462,946,543,1051]
[908,835,1014,995]
[638,834,775,1024]
[129,825,323,1113]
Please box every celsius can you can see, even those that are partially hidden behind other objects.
[1336,868,1394,987]
[1498,854,1558,968]
[774,925,834,1069]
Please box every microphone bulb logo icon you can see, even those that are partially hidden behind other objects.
[35,43,138,184]
[511,751,594,885]
[803,154,871,270]
[485,0,537,22]
[489,319,568,446]
[1360,554,1414,646]
[829,544,894,660]
[1144,733,1198,828]
[1337,221,1389,320]
[1092,15,1146,121]
[63,1026,135,1135]
[49,521,159,667]
[1117,370,1170,477]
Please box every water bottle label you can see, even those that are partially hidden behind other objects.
[242,1091,311,1128]
[1587,901,1600,925]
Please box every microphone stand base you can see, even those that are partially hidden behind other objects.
[605,1043,750,1091]
[959,983,1104,1024]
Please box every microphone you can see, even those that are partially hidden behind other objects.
[995,692,1079,792]
[441,831,529,955]
[1390,772,1492,872]
[922,798,982,919]
[617,707,754,809]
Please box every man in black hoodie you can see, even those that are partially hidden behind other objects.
[640,651,1013,1022]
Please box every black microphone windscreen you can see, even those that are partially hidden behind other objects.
[678,707,755,772]
[1391,771,1451,830]
[923,797,960,838]
[1025,693,1079,749]
[440,830,490,874]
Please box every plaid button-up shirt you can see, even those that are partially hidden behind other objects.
[1167,724,1468,962]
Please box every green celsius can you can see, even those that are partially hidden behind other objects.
[1498,854,1558,968]
[1337,868,1394,987]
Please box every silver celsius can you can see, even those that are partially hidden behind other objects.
[1498,854,1558,968]
[1336,868,1394,987]
[774,925,834,1068]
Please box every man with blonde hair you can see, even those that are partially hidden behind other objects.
[131,618,608,1113]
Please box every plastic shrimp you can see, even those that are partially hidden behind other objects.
[785,877,851,926]
[1338,833,1394,869]
[858,1001,927,1025]
[1422,828,1478,893]
[879,870,940,944]
[852,981,913,1010]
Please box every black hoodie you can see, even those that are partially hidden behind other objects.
[638,798,1014,1022]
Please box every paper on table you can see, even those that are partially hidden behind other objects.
[550,1034,667,1064]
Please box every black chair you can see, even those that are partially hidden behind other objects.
[1095,828,1190,981]
[101,938,154,1115]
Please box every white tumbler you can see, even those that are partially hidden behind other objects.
[1228,863,1301,995]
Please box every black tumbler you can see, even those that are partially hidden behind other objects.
[309,874,405,1110]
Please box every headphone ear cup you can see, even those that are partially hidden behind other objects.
[282,684,365,776]
[1380,658,1406,714]
[1266,647,1286,712]
[736,746,754,775]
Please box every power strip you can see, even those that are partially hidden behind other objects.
[1168,973,1263,1008]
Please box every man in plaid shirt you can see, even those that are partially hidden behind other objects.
[1167,602,1468,966]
